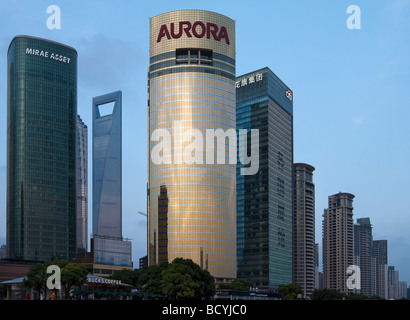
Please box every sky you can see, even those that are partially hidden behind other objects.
[0,0,409,285]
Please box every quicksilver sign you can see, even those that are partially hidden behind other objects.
[25,48,73,64]
[157,21,230,44]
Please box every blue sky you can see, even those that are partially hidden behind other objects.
[0,0,409,285]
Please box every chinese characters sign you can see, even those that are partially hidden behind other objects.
[235,72,263,89]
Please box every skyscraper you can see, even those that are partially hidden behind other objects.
[292,163,315,297]
[354,217,373,296]
[76,115,88,253]
[148,10,236,283]
[373,239,388,299]
[7,35,77,262]
[92,90,132,269]
[322,192,354,293]
[92,91,122,239]
[388,266,399,300]
[236,67,294,290]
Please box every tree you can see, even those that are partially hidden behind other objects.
[278,283,304,300]
[160,258,215,299]
[23,259,75,299]
[116,258,215,299]
[161,271,198,300]
[219,278,255,291]
[60,263,88,298]
[168,258,215,298]
[23,260,89,299]
[311,288,344,300]
[52,259,69,269]
[138,262,169,295]
[23,262,51,299]
[110,268,139,287]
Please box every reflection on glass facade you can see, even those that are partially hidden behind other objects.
[92,91,122,239]
[92,235,132,267]
[76,115,88,253]
[148,10,236,282]
[7,35,77,262]
[236,67,293,290]
[156,185,169,263]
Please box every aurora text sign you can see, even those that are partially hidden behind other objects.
[157,21,230,44]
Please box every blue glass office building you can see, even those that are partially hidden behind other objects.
[92,91,122,239]
[92,91,132,268]
[236,67,293,289]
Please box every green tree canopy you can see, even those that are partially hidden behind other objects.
[110,258,215,299]
[160,258,215,299]
[278,283,304,300]
[138,262,169,294]
[310,288,344,300]
[110,268,139,287]
[23,262,50,299]
[161,270,199,300]
[61,262,88,298]
[218,278,254,291]
[23,260,88,299]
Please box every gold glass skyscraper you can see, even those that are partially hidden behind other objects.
[148,10,236,282]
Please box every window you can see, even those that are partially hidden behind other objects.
[176,49,213,65]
